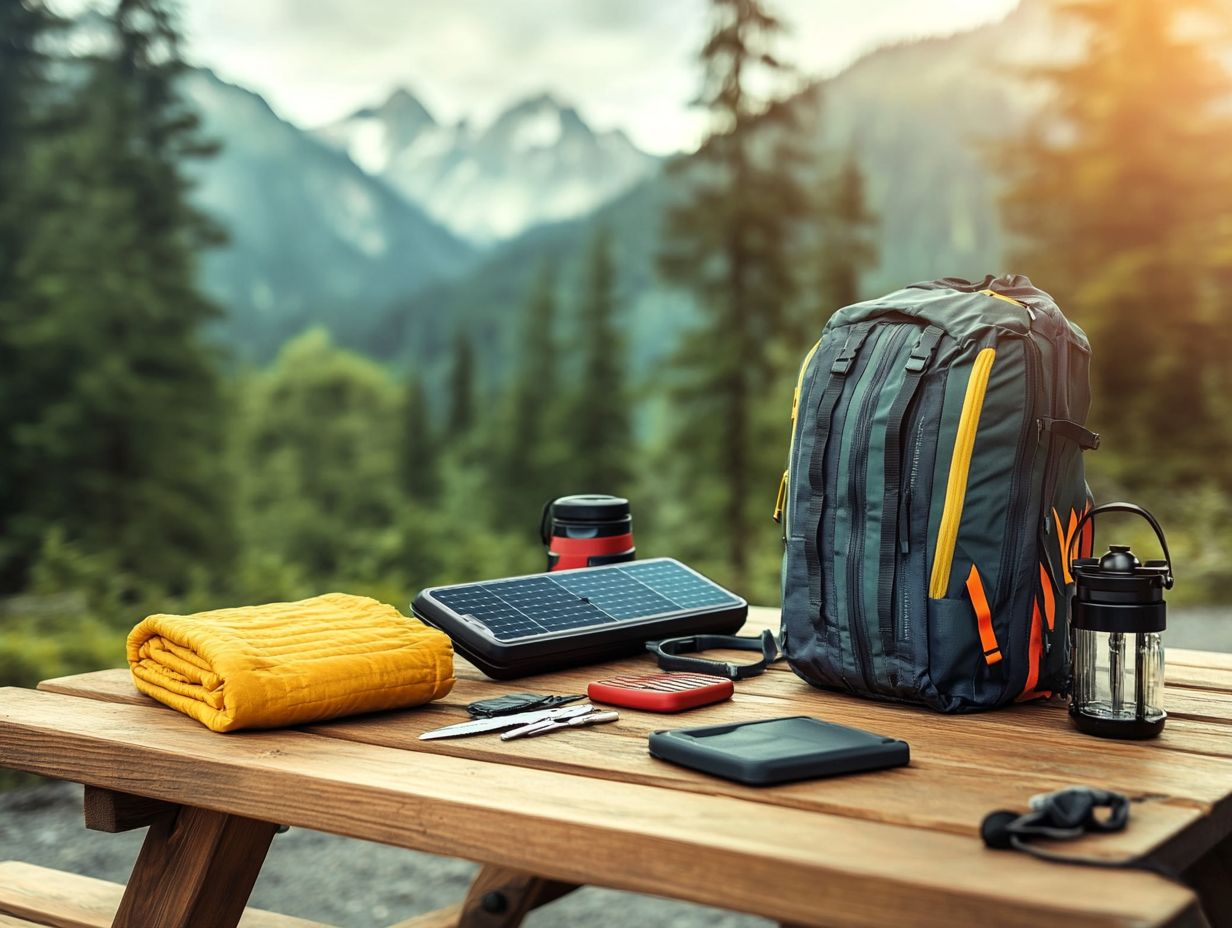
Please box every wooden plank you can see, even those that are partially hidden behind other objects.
[0,916,47,928]
[0,688,1199,928]
[82,786,176,833]
[40,667,1231,838]
[385,905,463,928]
[110,805,277,928]
[0,861,330,928]
[0,916,44,928]
[1170,650,1232,672]
[308,697,1209,846]
[432,671,1232,796]
[39,672,158,708]
[1168,665,1232,696]
[43,661,1232,768]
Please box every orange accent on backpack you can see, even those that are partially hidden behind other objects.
[965,565,1001,666]
[1079,499,1094,558]
[1038,562,1056,632]
[1054,506,1082,585]
[1016,598,1047,702]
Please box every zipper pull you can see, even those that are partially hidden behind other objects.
[772,470,788,523]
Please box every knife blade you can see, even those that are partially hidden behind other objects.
[418,703,595,740]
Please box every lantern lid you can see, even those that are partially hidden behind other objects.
[1072,543,1168,633]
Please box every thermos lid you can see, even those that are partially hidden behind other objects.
[549,494,631,523]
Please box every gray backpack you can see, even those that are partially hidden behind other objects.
[775,276,1099,712]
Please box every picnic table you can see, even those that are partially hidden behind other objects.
[1,606,1230,928]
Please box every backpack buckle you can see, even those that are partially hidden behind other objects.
[831,347,859,375]
[905,327,941,373]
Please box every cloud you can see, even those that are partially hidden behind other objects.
[173,0,1017,155]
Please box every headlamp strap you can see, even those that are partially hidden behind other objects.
[646,628,781,680]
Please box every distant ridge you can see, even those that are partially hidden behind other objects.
[180,69,474,360]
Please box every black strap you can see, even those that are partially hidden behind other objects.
[875,326,941,656]
[1038,417,1100,451]
[646,629,781,681]
[804,324,874,613]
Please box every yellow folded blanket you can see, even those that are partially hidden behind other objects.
[127,592,454,732]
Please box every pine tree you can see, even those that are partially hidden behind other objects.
[812,152,877,317]
[1001,0,1232,489]
[0,0,58,268]
[1,0,234,593]
[501,264,566,525]
[567,228,632,493]
[658,0,809,587]
[447,329,476,440]
[0,0,60,588]
[401,371,438,502]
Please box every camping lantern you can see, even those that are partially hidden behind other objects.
[1069,503,1173,740]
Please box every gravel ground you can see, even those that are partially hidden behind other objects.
[2,608,1227,927]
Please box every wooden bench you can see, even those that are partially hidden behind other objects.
[0,858,539,928]
[0,860,332,928]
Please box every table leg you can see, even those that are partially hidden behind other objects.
[455,866,577,928]
[391,865,578,928]
[1184,832,1232,928]
[108,803,278,928]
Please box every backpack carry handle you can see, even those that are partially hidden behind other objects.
[1067,502,1173,589]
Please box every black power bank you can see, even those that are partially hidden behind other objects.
[648,716,909,785]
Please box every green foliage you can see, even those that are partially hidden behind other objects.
[807,152,878,320]
[0,0,61,590]
[565,227,634,493]
[0,0,234,595]
[446,328,476,440]
[1002,0,1232,493]
[239,329,404,585]
[401,372,439,502]
[497,264,572,528]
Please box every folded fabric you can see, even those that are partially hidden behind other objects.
[127,592,454,732]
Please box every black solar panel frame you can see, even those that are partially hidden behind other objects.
[411,558,748,679]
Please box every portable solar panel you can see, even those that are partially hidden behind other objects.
[411,558,748,679]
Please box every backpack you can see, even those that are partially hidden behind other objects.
[775,275,1099,712]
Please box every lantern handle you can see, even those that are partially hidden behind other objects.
[1068,502,1173,589]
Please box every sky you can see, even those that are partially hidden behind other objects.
[69,0,1020,154]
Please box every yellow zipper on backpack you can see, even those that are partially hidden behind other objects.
[928,347,997,598]
[774,339,822,525]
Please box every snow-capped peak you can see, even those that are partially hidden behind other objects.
[315,90,658,244]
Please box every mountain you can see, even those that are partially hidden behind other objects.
[315,89,660,244]
[180,70,475,359]
[365,0,1069,389]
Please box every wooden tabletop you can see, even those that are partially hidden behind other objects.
[3,606,1231,928]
